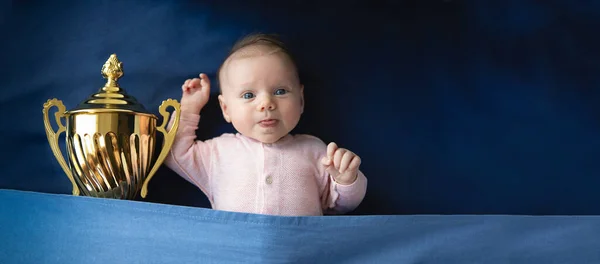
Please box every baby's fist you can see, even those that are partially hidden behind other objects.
[180,73,211,114]
[321,142,361,185]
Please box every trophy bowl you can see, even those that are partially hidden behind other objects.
[42,54,180,199]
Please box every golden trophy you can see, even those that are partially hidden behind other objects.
[42,54,180,199]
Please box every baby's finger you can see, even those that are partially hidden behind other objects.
[199,74,211,95]
[325,164,339,178]
[321,156,331,166]
[333,148,346,170]
[189,78,202,88]
[327,142,337,159]
[339,151,354,173]
[182,79,191,92]
[199,73,209,82]
[348,156,361,171]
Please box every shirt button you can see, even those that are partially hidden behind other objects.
[265,175,273,184]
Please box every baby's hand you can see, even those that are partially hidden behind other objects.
[180,73,211,114]
[321,142,361,185]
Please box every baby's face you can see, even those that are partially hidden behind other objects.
[218,50,304,144]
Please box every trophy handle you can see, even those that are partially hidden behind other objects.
[42,99,80,196]
[141,99,181,198]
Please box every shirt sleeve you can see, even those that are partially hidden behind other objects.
[325,170,368,214]
[164,111,214,202]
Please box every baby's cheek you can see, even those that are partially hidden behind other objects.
[233,112,255,130]
[282,105,302,125]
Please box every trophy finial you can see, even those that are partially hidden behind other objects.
[101,54,124,87]
[70,53,150,113]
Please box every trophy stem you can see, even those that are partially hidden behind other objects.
[105,79,118,88]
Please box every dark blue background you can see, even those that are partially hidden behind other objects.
[1,0,599,215]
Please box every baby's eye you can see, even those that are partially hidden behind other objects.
[274,89,287,95]
[242,92,254,99]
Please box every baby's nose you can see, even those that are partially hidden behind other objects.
[257,97,276,111]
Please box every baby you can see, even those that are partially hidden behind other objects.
[164,33,367,216]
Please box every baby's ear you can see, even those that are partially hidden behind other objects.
[300,84,305,114]
[218,95,231,123]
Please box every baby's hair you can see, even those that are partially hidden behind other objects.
[217,33,299,93]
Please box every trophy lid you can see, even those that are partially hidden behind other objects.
[69,54,152,114]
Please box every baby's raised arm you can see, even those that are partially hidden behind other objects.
[164,74,214,200]
[306,137,367,215]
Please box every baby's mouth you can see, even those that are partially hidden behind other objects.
[258,119,278,128]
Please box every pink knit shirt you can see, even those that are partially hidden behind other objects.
[164,112,368,216]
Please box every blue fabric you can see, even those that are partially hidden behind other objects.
[1,189,600,263]
[2,1,600,216]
